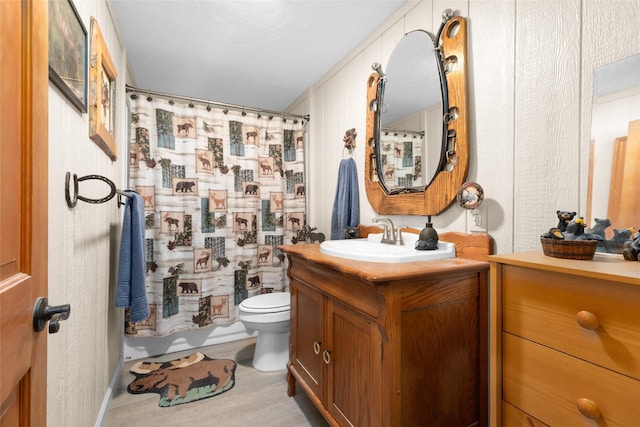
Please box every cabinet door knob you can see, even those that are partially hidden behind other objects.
[322,350,331,365]
[313,341,321,355]
[576,311,600,330]
[576,398,600,420]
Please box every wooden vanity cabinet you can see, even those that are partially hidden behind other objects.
[290,271,384,427]
[489,252,640,426]
[281,232,490,427]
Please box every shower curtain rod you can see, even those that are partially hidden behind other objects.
[381,127,425,137]
[125,85,310,122]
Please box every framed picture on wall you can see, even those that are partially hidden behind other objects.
[48,0,87,113]
[89,17,118,161]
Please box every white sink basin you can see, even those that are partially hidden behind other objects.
[319,233,455,263]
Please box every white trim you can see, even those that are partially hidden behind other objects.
[94,355,124,427]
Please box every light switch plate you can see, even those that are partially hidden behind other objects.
[466,206,487,233]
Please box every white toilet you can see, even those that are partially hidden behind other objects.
[238,292,291,372]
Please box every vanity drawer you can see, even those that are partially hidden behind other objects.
[502,401,548,427]
[502,265,640,379]
[503,333,640,426]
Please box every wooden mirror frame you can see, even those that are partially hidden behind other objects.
[365,16,468,215]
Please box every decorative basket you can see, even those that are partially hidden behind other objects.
[540,237,598,260]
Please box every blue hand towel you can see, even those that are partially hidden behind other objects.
[331,157,360,240]
[116,192,149,323]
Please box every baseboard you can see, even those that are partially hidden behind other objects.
[123,321,256,361]
[94,354,124,427]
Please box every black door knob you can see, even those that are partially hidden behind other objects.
[33,297,71,334]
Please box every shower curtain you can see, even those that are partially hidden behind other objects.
[379,131,423,188]
[125,96,306,337]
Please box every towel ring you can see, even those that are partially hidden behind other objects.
[65,172,118,208]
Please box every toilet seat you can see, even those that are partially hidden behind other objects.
[239,292,290,314]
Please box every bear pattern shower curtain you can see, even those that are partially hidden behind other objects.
[379,131,423,189]
[126,97,306,336]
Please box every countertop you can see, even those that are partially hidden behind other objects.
[489,250,640,286]
[279,243,489,284]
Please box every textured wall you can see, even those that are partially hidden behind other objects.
[289,0,640,254]
[47,1,127,425]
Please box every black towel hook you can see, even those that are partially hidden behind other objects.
[65,172,131,208]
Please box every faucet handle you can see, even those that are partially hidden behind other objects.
[397,225,410,245]
[381,224,390,239]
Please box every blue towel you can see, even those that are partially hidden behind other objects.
[331,157,360,240]
[116,193,149,323]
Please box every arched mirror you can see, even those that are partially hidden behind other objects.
[376,30,445,193]
[365,11,468,216]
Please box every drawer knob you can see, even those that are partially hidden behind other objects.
[576,311,600,330]
[576,398,600,420]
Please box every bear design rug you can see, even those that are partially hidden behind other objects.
[127,352,236,407]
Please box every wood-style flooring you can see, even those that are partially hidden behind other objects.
[103,337,329,427]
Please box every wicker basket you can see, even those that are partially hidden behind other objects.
[540,237,598,260]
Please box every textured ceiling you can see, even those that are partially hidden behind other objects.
[111,0,407,112]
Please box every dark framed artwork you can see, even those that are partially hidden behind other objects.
[89,17,118,160]
[48,0,87,113]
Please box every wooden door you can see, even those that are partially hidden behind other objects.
[0,0,49,425]
[608,119,640,237]
[326,300,383,427]
[289,281,325,400]
[616,120,640,229]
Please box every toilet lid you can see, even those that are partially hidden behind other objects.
[239,292,291,313]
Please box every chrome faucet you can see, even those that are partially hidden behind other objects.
[372,216,404,245]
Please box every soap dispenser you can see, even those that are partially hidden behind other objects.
[416,216,439,250]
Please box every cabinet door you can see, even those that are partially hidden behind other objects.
[290,280,325,400]
[326,299,383,427]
